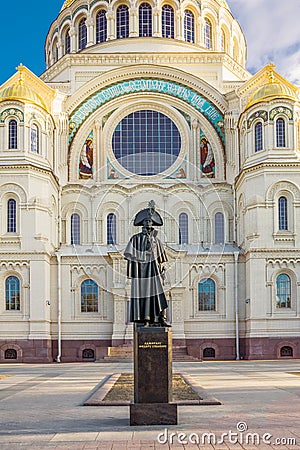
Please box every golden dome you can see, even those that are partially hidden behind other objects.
[247,81,297,109]
[61,0,76,10]
[0,81,46,111]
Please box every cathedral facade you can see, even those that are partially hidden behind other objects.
[0,0,299,362]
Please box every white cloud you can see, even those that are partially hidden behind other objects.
[228,0,300,84]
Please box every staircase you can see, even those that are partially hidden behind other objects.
[103,344,199,361]
[172,346,200,362]
[103,344,133,361]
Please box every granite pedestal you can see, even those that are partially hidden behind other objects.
[130,326,177,426]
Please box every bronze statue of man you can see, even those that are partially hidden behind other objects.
[124,201,170,327]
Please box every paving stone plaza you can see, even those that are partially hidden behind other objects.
[0,360,299,449]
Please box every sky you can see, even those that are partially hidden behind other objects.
[1,0,300,86]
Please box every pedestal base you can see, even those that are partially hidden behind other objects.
[130,403,178,426]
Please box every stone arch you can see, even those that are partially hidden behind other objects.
[0,343,22,362]
[266,181,300,203]
[199,342,219,359]
[78,343,96,361]
[276,341,297,359]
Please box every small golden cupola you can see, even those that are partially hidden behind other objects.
[0,64,54,112]
[246,63,298,109]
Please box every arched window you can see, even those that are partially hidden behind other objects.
[233,37,239,61]
[139,3,152,37]
[65,28,71,54]
[5,349,17,359]
[78,18,87,50]
[107,213,116,244]
[203,347,215,358]
[82,348,95,359]
[198,278,216,311]
[30,124,39,153]
[276,118,286,147]
[116,5,129,39]
[280,346,293,357]
[214,212,224,244]
[81,279,98,313]
[204,18,212,49]
[7,199,16,233]
[278,196,288,230]
[255,122,263,152]
[96,10,107,43]
[162,5,174,38]
[9,119,18,149]
[6,276,20,311]
[184,10,194,43]
[53,41,59,62]
[179,213,188,244]
[71,213,81,245]
[220,29,226,52]
[276,274,291,308]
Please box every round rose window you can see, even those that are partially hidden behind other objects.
[112,110,181,176]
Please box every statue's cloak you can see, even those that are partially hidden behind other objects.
[124,229,168,323]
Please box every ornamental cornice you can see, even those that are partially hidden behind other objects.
[42,52,248,92]
[235,161,300,190]
[244,249,300,257]
[61,180,232,196]
[0,164,59,187]
[63,63,228,114]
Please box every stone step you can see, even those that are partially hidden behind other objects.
[103,344,200,362]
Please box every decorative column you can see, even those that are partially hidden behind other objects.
[130,7,138,37]
[153,7,160,37]
[176,11,184,40]
[86,16,94,47]
[169,287,186,340]
[70,26,76,52]
[94,120,102,181]
[107,10,115,40]
[190,118,198,181]
[57,38,63,59]
[111,291,127,345]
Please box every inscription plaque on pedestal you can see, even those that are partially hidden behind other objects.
[130,327,177,426]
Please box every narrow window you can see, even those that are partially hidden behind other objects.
[214,212,224,244]
[184,10,194,43]
[9,120,18,149]
[7,199,16,233]
[276,274,291,308]
[179,213,188,244]
[52,39,59,63]
[30,124,39,153]
[65,28,71,54]
[96,10,107,43]
[278,196,288,230]
[71,213,80,245]
[255,122,263,152]
[233,37,239,61]
[116,5,129,39]
[162,5,174,38]
[276,118,286,147]
[81,279,98,313]
[78,18,87,50]
[139,3,152,37]
[220,29,226,52]
[6,276,20,311]
[107,213,116,244]
[198,278,216,311]
[204,18,212,49]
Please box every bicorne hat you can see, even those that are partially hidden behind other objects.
[133,201,163,226]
